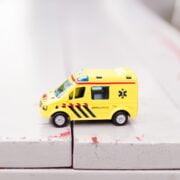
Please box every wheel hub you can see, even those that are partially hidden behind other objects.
[116,114,126,124]
[54,115,65,126]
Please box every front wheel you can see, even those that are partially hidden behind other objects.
[112,111,128,126]
[51,113,69,128]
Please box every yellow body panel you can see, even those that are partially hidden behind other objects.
[39,68,138,121]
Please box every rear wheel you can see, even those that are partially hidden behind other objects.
[112,111,128,126]
[51,113,69,127]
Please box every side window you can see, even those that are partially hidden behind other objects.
[69,91,73,100]
[91,86,109,100]
[75,87,85,99]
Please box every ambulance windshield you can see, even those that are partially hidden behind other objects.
[55,79,72,98]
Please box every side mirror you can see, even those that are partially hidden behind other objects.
[69,91,73,100]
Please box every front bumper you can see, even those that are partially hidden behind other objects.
[39,101,50,118]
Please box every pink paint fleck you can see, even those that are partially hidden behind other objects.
[136,136,142,141]
[91,136,98,144]
[162,37,180,60]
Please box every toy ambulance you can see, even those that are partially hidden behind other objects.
[39,68,138,127]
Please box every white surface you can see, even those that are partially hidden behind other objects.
[0,169,180,180]
[69,0,180,169]
[0,136,71,167]
[0,0,180,172]
[73,65,180,169]
[0,0,72,167]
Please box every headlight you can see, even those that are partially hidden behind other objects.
[42,105,48,111]
[39,101,42,107]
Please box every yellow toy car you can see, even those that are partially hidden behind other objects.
[39,68,138,127]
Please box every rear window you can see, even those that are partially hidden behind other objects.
[91,86,109,100]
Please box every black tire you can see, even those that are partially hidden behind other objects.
[51,113,69,128]
[112,111,128,126]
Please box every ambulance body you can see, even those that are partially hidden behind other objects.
[39,68,138,127]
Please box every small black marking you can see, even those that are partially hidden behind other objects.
[126,76,132,79]
[96,76,102,79]
[68,106,81,118]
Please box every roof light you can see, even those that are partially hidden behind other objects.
[77,75,89,82]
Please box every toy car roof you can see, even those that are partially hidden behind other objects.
[71,68,137,83]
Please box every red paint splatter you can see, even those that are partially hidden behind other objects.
[48,130,71,139]
[60,130,71,137]
[91,136,98,144]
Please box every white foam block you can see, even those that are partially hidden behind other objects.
[0,169,180,180]
[68,1,180,168]
[0,57,72,167]
[0,58,72,167]
[0,1,72,166]
[66,1,180,168]
[73,67,180,169]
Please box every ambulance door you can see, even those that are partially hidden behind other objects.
[88,86,110,120]
[68,86,89,120]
